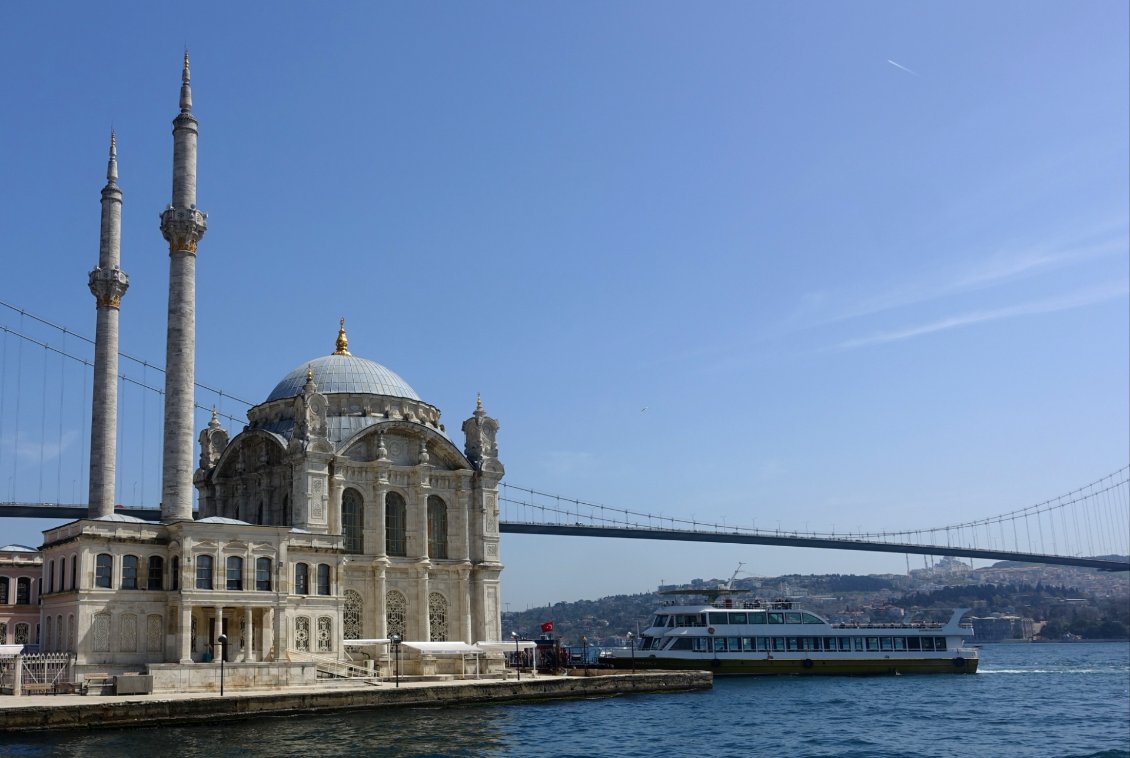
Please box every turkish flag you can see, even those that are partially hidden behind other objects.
[540,621,554,633]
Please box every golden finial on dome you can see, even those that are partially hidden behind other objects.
[333,317,351,356]
[306,370,313,382]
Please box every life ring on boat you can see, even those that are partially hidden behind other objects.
[802,658,814,669]
[952,657,965,669]
[707,627,715,635]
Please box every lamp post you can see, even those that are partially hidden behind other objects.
[627,632,635,672]
[390,634,401,688]
[511,631,520,681]
[216,634,228,696]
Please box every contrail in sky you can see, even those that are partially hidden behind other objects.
[887,59,919,76]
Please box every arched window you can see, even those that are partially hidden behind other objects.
[47,560,55,593]
[316,616,333,652]
[14,623,30,645]
[0,577,8,604]
[171,556,180,591]
[316,563,331,595]
[295,562,309,595]
[69,555,77,590]
[295,616,311,652]
[428,592,449,642]
[386,590,407,640]
[95,554,113,589]
[386,492,407,556]
[16,577,31,604]
[427,496,448,559]
[227,556,244,590]
[122,555,140,590]
[256,557,272,591]
[343,590,363,641]
[68,614,76,652]
[56,559,63,592]
[196,555,214,590]
[148,556,164,590]
[342,488,364,554]
[0,622,6,644]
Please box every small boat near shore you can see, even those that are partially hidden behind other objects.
[603,576,978,676]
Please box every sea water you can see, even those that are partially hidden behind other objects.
[1,642,1127,757]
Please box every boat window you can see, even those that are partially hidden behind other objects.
[880,637,893,651]
[767,612,784,624]
[743,637,754,652]
[866,637,880,651]
[670,638,693,650]
[801,637,815,651]
[727,637,740,651]
[756,637,769,652]
[729,612,747,624]
[693,638,710,652]
[839,638,852,652]
[906,637,921,651]
[824,637,837,651]
[921,637,935,651]
[708,613,728,625]
[749,612,767,624]
[801,613,824,624]
[784,612,803,624]
[934,637,947,651]
[893,638,906,651]
[772,637,786,652]
[787,637,800,652]
[652,615,669,628]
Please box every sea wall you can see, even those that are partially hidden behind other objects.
[0,671,711,732]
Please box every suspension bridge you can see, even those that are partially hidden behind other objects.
[2,299,1128,572]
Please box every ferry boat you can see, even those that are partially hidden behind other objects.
[605,575,978,675]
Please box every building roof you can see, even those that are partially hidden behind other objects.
[265,354,420,403]
[0,544,39,553]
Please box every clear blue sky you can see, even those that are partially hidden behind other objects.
[0,2,1127,608]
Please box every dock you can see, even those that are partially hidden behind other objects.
[0,670,712,732]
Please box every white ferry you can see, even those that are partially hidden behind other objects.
[605,578,978,675]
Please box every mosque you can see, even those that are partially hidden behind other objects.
[29,56,507,689]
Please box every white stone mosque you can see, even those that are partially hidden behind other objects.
[33,55,506,689]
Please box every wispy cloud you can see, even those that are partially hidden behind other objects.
[887,59,919,77]
[835,282,1128,351]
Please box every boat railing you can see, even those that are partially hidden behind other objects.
[831,622,946,630]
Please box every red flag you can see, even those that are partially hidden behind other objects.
[540,621,554,633]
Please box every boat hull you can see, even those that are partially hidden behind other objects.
[606,655,978,675]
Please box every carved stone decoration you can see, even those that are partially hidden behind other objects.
[344,590,363,641]
[418,439,430,466]
[88,266,130,309]
[295,616,311,652]
[191,615,198,653]
[428,592,448,642]
[376,433,389,462]
[147,615,163,653]
[120,613,137,652]
[159,206,207,254]
[316,616,333,653]
[93,613,111,652]
[462,395,503,473]
[198,408,229,470]
[386,590,407,639]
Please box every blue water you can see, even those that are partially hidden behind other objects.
[1,642,1127,757]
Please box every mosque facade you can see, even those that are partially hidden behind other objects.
[31,56,504,686]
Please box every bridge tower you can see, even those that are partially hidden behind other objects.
[159,51,208,522]
[87,132,130,517]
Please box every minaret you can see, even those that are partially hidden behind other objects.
[159,51,207,521]
[87,131,129,518]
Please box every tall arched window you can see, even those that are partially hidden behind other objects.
[428,592,449,642]
[386,590,407,640]
[0,577,8,604]
[295,616,311,652]
[0,622,6,644]
[227,556,244,590]
[171,556,180,591]
[256,557,272,591]
[342,488,364,554]
[196,555,214,589]
[47,560,55,593]
[295,562,309,595]
[343,589,363,641]
[95,555,113,589]
[121,555,139,590]
[148,556,164,590]
[316,563,331,595]
[386,492,407,556]
[69,555,77,590]
[16,577,31,604]
[427,496,448,559]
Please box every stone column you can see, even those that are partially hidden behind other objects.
[88,133,129,518]
[244,606,254,662]
[418,568,431,641]
[374,564,387,639]
[159,53,207,522]
[178,605,193,664]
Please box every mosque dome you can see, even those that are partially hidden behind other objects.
[264,321,420,403]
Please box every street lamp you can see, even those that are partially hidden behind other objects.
[627,632,635,672]
[511,631,520,681]
[390,634,401,688]
[216,634,228,696]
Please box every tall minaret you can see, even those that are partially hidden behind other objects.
[159,51,207,522]
[87,132,129,518]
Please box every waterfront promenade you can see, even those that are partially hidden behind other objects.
[0,671,711,732]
